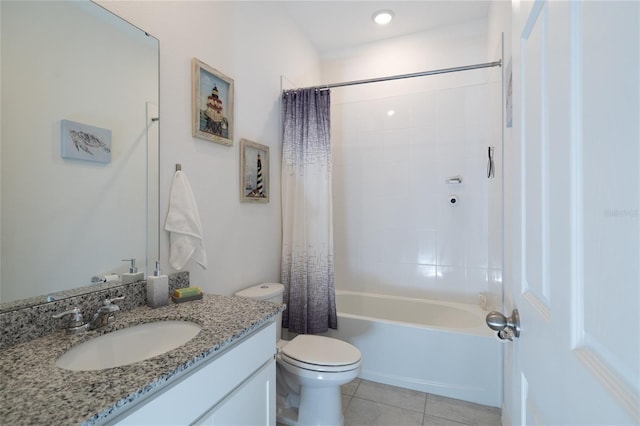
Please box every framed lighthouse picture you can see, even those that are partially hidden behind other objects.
[240,138,269,203]
[192,58,234,146]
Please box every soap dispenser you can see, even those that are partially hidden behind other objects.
[146,261,168,308]
[121,258,144,285]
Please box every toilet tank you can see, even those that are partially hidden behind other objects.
[235,283,284,341]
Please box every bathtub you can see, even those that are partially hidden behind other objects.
[325,291,502,407]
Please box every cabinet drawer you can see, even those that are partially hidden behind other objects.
[111,322,276,425]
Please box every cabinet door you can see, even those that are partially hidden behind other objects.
[195,358,276,426]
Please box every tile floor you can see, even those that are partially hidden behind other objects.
[340,379,502,426]
[276,378,502,426]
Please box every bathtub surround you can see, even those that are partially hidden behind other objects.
[0,272,189,349]
[327,21,498,304]
[281,88,337,334]
[332,82,492,301]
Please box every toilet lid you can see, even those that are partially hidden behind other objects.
[281,335,361,368]
[235,283,284,300]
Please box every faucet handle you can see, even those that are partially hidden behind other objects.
[103,296,125,306]
[53,307,84,328]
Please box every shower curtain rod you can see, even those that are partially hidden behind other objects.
[306,60,501,91]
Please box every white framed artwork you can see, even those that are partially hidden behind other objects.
[61,119,112,163]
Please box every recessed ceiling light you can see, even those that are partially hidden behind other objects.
[372,9,394,26]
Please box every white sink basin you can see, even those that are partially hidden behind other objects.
[56,320,201,371]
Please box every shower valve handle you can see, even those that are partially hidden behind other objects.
[486,309,520,339]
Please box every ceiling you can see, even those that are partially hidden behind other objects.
[274,1,492,55]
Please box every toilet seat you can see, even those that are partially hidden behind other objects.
[280,335,361,373]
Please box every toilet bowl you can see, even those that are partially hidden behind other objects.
[235,283,362,426]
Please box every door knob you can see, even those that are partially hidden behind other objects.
[486,309,520,340]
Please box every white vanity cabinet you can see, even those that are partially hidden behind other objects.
[194,357,275,425]
[109,322,276,426]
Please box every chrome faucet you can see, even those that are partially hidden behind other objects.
[52,307,86,334]
[88,296,125,329]
[53,296,125,334]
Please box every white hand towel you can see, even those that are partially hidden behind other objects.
[165,170,207,270]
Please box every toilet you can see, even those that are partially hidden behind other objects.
[235,283,361,426]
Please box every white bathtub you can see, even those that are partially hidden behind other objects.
[325,291,502,407]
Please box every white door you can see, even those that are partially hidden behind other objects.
[508,0,639,424]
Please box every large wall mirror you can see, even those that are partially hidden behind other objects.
[0,1,159,310]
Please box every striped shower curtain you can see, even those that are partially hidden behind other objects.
[281,88,337,334]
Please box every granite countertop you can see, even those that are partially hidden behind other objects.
[0,294,284,425]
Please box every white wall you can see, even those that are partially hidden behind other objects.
[326,20,501,303]
[98,1,321,296]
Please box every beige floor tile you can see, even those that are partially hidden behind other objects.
[423,414,468,426]
[344,397,424,426]
[355,380,427,413]
[425,394,501,426]
[343,394,353,413]
[342,378,361,396]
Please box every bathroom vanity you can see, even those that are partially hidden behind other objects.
[112,322,276,425]
[0,294,282,425]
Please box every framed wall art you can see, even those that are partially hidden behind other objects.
[240,138,269,203]
[61,119,112,163]
[192,58,234,146]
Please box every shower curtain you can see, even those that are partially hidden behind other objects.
[281,88,337,334]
